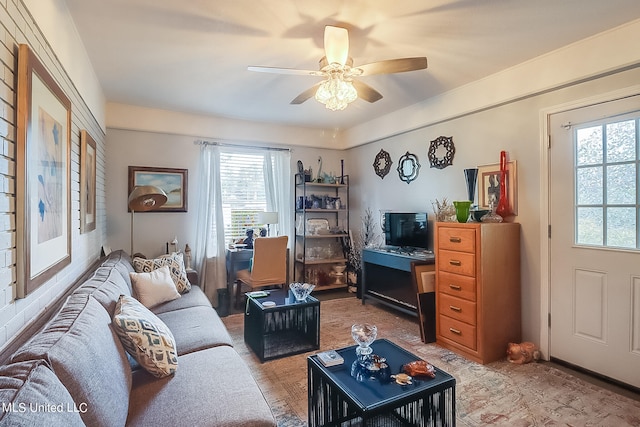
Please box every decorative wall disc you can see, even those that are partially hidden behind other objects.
[397,151,420,184]
[428,136,455,169]
[372,149,393,179]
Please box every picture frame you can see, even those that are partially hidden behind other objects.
[16,44,72,297]
[128,166,188,212]
[80,130,97,233]
[477,160,518,215]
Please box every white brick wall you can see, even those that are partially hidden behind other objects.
[0,0,105,350]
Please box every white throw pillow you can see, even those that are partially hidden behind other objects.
[132,253,191,293]
[112,295,178,378]
[129,265,181,308]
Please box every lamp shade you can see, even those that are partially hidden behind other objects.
[128,185,168,212]
[258,211,278,224]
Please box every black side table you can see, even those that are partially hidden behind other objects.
[308,339,456,426]
[244,288,320,362]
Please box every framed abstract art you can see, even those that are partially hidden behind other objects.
[16,44,72,297]
[80,130,97,233]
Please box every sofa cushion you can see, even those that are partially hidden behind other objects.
[100,249,136,291]
[0,360,84,426]
[157,306,233,355]
[150,284,212,315]
[11,294,131,427]
[112,295,178,378]
[74,265,133,313]
[133,253,191,293]
[127,346,276,427]
[129,265,181,308]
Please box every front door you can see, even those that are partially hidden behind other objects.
[549,94,640,388]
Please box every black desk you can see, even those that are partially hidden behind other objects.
[307,339,455,426]
[362,248,435,316]
[226,248,253,293]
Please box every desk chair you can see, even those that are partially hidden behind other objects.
[235,236,288,307]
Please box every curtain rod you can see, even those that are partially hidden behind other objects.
[194,139,291,152]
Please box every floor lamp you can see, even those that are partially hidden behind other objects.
[128,185,167,255]
[258,211,279,236]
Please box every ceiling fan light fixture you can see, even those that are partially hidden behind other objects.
[314,75,358,111]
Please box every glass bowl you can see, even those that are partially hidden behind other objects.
[289,282,315,301]
[351,323,377,359]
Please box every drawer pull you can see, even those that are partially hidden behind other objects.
[449,305,462,312]
[449,237,462,243]
[449,260,462,266]
[449,284,462,291]
[449,327,462,335]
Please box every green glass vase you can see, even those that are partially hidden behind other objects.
[453,201,472,223]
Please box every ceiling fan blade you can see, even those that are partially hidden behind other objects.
[352,80,383,103]
[357,57,428,76]
[248,66,321,76]
[290,83,322,105]
[324,25,349,66]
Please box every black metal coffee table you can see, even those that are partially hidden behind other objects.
[244,288,320,362]
[308,339,456,426]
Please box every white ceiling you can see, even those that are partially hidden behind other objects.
[64,0,640,130]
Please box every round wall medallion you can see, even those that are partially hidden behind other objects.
[428,136,455,169]
[397,151,420,184]
[372,149,393,179]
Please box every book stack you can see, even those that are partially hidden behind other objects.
[317,350,344,367]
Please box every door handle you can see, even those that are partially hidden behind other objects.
[449,305,462,312]
[449,237,462,243]
[449,260,462,266]
[449,328,462,335]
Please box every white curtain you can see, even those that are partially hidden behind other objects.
[194,144,227,306]
[263,150,293,241]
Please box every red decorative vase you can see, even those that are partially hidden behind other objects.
[495,151,512,219]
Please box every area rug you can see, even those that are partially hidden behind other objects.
[222,297,640,426]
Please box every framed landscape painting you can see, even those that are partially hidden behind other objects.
[80,130,97,233]
[128,166,188,212]
[16,44,72,297]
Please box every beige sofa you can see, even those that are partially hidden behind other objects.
[0,250,276,426]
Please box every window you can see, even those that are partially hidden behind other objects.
[575,116,640,248]
[220,150,267,243]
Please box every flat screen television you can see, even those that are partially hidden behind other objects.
[384,212,428,249]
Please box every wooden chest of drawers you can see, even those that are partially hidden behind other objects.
[435,222,521,364]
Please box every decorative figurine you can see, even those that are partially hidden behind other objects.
[243,229,254,249]
[184,244,192,269]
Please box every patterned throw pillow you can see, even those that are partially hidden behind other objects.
[112,295,178,378]
[132,252,191,293]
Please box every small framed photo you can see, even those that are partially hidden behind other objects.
[128,166,188,212]
[477,161,517,215]
[80,130,97,233]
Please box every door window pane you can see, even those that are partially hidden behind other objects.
[606,207,636,248]
[576,166,602,205]
[576,126,603,166]
[577,207,603,245]
[606,120,636,163]
[606,164,635,204]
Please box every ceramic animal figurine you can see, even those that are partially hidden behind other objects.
[506,342,541,364]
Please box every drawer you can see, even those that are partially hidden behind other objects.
[438,227,476,253]
[438,249,476,277]
[438,271,476,301]
[438,293,476,325]
[438,315,477,350]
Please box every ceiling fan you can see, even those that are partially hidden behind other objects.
[248,25,428,111]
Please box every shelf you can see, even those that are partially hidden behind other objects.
[295,258,347,265]
[296,209,346,213]
[295,234,348,239]
[313,283,348,291]
[296,182,347,188]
